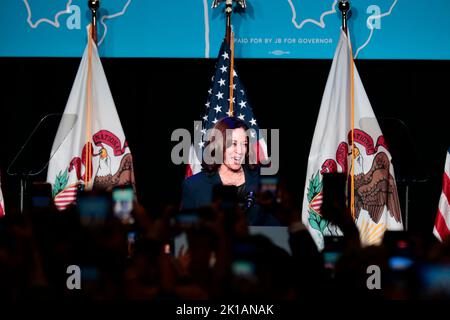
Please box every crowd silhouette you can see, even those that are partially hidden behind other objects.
[0,176,448,301]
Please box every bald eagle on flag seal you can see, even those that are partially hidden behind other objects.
[94,147,135,190]
[354,150,402,224]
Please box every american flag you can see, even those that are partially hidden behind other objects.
[434,147,450,242]
[186,38,267,177]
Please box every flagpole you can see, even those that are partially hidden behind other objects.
[85,0,99,190]
[225,0,233,44]
[88,0,99,45]
[212,0,247,116]
[339,0,350,35]
[339,0,356,218]
[224,0,234,114]
[213,0,234,115]
[212,0,247,44]
[229,32,235,115]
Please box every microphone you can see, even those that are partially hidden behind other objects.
[245,191,256,210]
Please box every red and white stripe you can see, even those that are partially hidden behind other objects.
[309,192,323,215]
[54,184,78,211]
[185,144,202,178]
[0,196,4,217]
[434,149,450,242]
[255,138,268,164]
[0,176,4,217]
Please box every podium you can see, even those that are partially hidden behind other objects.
[7,113,77,212]
[379,117,429,231]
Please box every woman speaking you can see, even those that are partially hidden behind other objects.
[181,117,260,223]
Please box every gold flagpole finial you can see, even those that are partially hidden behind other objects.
[212,0,246,9]
[212,0,247,44]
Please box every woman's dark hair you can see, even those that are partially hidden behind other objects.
[201,117,258,173]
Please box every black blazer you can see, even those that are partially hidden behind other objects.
[181,166,260,211]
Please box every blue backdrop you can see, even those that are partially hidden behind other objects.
[1,0,449,59]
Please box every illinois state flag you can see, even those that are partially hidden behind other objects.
[47,27,135,210]
[301,30,403,250]
[433,148,450,242]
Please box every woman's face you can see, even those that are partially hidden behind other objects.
[223,127,248,171]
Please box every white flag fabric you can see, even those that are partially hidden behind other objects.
[47,30,135,210]
[301,30,403,250]
[433,148,450,242]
